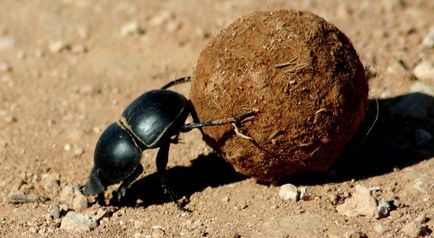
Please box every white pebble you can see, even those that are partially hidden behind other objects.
[414,60,434,80]
[77,26,90,39]
[49,40,70,53]
[64,144,71,151]
[0,36,15,49]
[0,62,12,72]
[149,11,173,26]
[120,21,144,36]
[279,184,299,201]
[422,27,434,48]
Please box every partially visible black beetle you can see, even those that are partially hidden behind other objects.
[83,77,256,207]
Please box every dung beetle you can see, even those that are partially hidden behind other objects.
[83,76,257,207]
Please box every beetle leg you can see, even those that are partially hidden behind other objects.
[161,76,191,89]
[156,142,190,211]
[180,108,259,132]
[116,164,144,202]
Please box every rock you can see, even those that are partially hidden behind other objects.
[373,223,389,234]
[414,60,434,80]
[401,216,429,238]
[41,173,60,192]
[9,194,49,204]
[72,191,88,212]
[279,184,299,201]
[120,21,144,36]
[328,193,339,205]
[48,202,61,219]
[60,211,97,232]
[95,207,113,220]
[299,187,314,201]
[336,185,392,218]
[59,186,75,205]
[422,27,434,48]
[337,185,377,217]
[376,198,392,218]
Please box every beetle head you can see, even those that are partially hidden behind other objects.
[84,123,142,196]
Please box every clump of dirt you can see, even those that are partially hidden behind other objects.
[190,10,368,181]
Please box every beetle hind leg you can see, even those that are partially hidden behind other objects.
[180,108,259,132]
[156,142,191,212]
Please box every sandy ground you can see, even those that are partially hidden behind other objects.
[0,0,433,237]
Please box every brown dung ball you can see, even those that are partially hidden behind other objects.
[190,10,368,182]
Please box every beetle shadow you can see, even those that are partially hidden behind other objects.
[120,152,246,207]
[288,92,434,185]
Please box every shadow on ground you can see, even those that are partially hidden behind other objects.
[119,92,434,206]
[293,92,434,185]
[118,152,246,207]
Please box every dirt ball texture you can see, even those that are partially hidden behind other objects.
[190,10,368,182]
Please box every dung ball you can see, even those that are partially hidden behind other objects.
[190,10,368,182]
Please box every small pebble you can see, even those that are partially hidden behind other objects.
[59,185,75,205]
[375,198,392,219]
[422,27,434,48]
[41,173,60,192]
[278,184,299,201]
[336,185,378,217]
[49,40,70,53]
[95,207,113,220]
[9,194,49,204]
[60,211,97,232]
[17,51,26,59]
[328,193,339,205]
[0,36,15,49]
[401,220,429,237]
[373,223,388,234]
[414,60,434,80]
[120,21,144,36]
[48,202,61,220]
[64,144,71,151]
[299,187,314,201]
[0,62,12,72]
[149,11,173,26]
[73,147,84,156]
[77,26,90,39]
[71,44,88,54]
[72,192,88,211]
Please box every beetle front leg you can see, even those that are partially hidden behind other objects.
[116,164,144,202]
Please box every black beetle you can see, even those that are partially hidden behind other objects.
[83,77,256,206]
